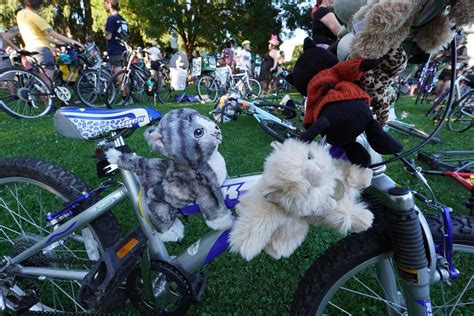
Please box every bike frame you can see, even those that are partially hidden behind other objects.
[242,100,299,131]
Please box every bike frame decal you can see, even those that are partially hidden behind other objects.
[416,299,433,316]
[46,221,77,243]
[180,181,248,215]
[204,229,230,265]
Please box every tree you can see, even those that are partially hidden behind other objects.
[124,0,283,57]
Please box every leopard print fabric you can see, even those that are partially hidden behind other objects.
[361,47,408,127]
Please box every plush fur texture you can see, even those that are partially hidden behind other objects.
[229,139,374,261]
[343,0,473,59]
[106,108,233,242]
[287,38,403,167]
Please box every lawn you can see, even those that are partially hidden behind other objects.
[0,94,472,314]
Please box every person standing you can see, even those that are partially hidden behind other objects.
[259,35,279,95]
[104,0,128,74]
[103,0,129,103]
[236,40,252,75]
[16,0,82,88]
[223,40,235,70]
[311,0,345,49]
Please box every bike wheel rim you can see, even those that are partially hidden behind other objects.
[0,177,102,312]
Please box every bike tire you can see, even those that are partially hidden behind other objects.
[426,91,448,117]
[0,157,124,312]
[75,68,115,108]
[387,121,443,144]
[157,76,186,105]
[447,91,473,133]
[291,214,474,315]
[260,119,303,142]
[197,75,218,102]
[0,67,53,119]
[242,78,262,99]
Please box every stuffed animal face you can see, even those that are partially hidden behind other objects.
[144,108,222,168]
[264,139,336,189]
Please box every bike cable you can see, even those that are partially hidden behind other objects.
[369,36,459,168]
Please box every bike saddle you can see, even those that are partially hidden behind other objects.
[54,107,162,140]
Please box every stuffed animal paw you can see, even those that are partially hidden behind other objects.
[157,219,185,242]
[105,148,122,165]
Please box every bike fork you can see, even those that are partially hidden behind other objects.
[386,187,433,316]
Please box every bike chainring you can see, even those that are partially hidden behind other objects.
[54,86,71,102]
[126,260,193,315]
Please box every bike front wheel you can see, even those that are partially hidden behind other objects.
[291,215,474,315]
[0,157,124,312]
[197,75,218,102]
[242,78,262,99]
[0,67,53,119]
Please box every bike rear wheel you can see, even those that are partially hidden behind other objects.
[0,157,123,312]
[0,67,53,119]
[242,78,261,99]
[291,215,474,315]
[75,68,115,108]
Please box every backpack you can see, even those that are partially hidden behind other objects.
[116,18,129,42]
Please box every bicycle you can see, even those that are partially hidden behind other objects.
[0,45,116,119]
[0,105,265,313]
[415,59,440,105]
[197,67,261,102]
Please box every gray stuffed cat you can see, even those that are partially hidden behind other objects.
[106,108,233,242]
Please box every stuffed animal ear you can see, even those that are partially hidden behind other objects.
[359,59,380,72]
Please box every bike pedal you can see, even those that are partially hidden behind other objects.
[189,270,208,304]
[6,289,39,313]
[78,227,147,312]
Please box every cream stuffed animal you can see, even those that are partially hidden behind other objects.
[229,139,374,261]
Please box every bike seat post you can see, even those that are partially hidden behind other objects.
[385,187,433,315]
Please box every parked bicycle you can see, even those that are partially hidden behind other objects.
[0,45,115,119]
[197,67,261,102]
[446,87,473,133]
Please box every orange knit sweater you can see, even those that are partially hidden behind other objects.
[304,59,371,125]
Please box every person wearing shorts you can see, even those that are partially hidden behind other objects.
[0,26,20,94]
[16,0,82,88]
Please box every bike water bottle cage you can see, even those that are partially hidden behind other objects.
[54,107,162,141]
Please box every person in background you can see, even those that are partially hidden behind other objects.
[148,41,162,81]
[259,35,279,95]
[170,48,189,70]
[236,40,252,75]
[103,0,129,104]
[223,40,235,70]
[311,0,346,49]
[16,0,82,88]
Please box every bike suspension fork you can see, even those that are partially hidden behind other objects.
[386,187,432,316]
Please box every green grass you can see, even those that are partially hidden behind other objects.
[0,95,472,314]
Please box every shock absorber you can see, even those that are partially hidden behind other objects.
[386,187,432,315]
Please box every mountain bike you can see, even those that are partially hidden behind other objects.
[0,105,263,313]
[197,67,261,102]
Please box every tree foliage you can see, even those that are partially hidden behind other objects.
[1,0,310,58]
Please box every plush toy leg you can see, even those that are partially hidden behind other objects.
[264,217,309,260]
[346,164,373,190]
[341,142,371,167]
[229,201,287,261]
[365,120,403,155]
[149,202,183,242]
